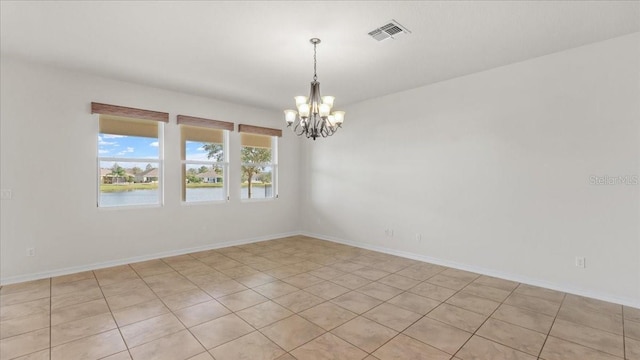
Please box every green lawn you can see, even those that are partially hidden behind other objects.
[100,182,271,192]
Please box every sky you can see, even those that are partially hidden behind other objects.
[98,134,217,169]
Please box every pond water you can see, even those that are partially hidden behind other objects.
[99,186,273,207]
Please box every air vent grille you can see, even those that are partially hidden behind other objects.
[368,19,411,41]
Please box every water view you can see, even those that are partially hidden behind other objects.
[99,186,273,207]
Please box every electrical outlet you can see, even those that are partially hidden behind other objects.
[384,229,394,237]
[1,189,12,200]
[575,256,585,268]
[415,233,422,241]
[26,248,35,257]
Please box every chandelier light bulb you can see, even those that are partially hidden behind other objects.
[298,103,310,117]
[321,96,335,108]
[295,96,308,107]
[284,109,297,124]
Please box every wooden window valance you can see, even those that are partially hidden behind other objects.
[91,102,169,123]
[177,115,234,131]
[238,124,282,137]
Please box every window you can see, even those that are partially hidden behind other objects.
[239,124,281,200]
[92,102,167,207]
[178,115,233,203]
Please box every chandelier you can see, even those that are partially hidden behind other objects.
[284,38,345,140]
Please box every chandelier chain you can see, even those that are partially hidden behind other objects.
[313,42,317,82]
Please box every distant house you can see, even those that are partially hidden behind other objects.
[197,169,223,183]
[136,168,159,183]
[100,168,133,184]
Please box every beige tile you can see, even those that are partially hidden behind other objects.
[563,294,621,316]
[102,351,132,360]
[409,282,456,302]
[300,302,357,331]
[160,288,212,311]
[187,352,214,360]
[439,268,479,282]
[556,305,623,335]
[472,275,519,291]
[0,279,50,296]
[275,354,297,360]
[105,287,157,311]
[332,316,397,353]
[330,274,372,290]
[209,331,285,360]
[200,280,247,298]
[234,273,277,288]
[387,292,440,315]
[236,301,293,328]
[549,318,623,357]
[1,312,50,339]
[129,329,205,360]
[219,265,261,279]
[51,298,110,326]
[174,299,231,327]
[492,304,555,334]
[0,327,50,360]
[130,259,175,278]
[363,303,421,332]
[111,299,169,327]
[352,267,390,281]
[626,319,640,340]
[625,306,640,322]
[456,335,536,360]
[427,303,487,332]
[310,266,348,280]
[51,287,104,310]
[476,318,546,356]
[51,312,116,346]
[51,278,99,297]
[291,332,367,360]
[330,291,383,314]
[120,313,184,348]
[305,281,350,300]
[100,278,150,298]
[404,317,472,354]
[514,284,564,303]
[253,281,299,299]
[261,315,325,351]
[273,290,325,313]
[376,274,420,291]
[217,289,268,311]
[446,292,500,316]
[539,336,621,360]
[282,273,325,288]
[626,337,640,360]
[265,266,306,279]
[14,349,50,360]
[185,271,230,286]
[460,283,511,302]
[426,274,470,291]
[143,273,198,298]
[372,333,450,360]
[94,266,139,286]
[356,282,403,301]
[190,313,254,349]
[396,265,442,281]
[330,261,365,273]
[504,293,561,316]
[50,328,125,360]
[0,287,50,306]
[1,298,49,321]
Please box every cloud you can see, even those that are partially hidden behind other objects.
[116,147,135,156]
[149,141,159,147]
[102,134,126,139]
[98,149,109,154]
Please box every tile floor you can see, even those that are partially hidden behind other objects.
[0,236,638,360]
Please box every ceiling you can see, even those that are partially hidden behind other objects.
[1,1,638,112]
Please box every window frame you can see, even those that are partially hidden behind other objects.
[239,131,279,201]
[181,129,230,204]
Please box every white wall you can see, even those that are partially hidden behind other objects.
[301,33,640,306]
[0,57,301,283]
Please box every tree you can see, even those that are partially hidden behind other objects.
[145,163,153,171]
[198,166,209,174]
[110,163,126,184]
[131,166,143,175]
[203,143,223,162]
[241,147,271,199]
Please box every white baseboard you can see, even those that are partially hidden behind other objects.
[300,231,640,309]
[0,231,299,286]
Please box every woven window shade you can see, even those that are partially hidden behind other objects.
[181,126,224,160]
[239,124,280,149]
[99,115,158,138]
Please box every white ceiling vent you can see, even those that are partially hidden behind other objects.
[368,20,411,41]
